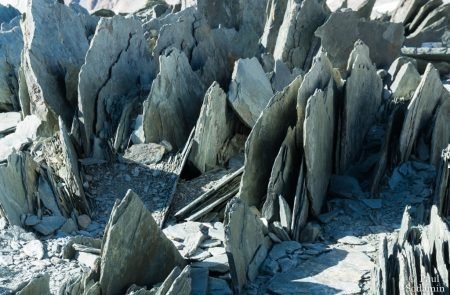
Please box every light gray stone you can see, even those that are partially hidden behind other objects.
[224,197,265,293]
[191,253,229,273]
[0,115,42,162]
[37,175,62,217]
[337,41,383,173]
[431,96,450,166]
[166,265,191,295]
[123,143,166,165]
[143,48,205,150]
[228,57,274,127]
[239,76,302,207]
[156,267,181,295]
[273,0,330,70]
[21,0,90,128]
[23,239,45,260]
[399,63,445,162]
[390,62,421,100]
[78,15,152,158]
[100,190,186,295]
[189,82,234,173]
[0,112,21,136]
[388,56,418,82]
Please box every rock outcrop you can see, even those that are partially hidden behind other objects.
[143,49,205,150]
[78,15,152,158]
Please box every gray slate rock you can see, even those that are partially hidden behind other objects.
[33,216,66,236]
[123,143,166,165]
[166,265,191,295]
[315,10,404,71]
[0,4,19,25]
[143,48,205,150]
[207,277,232,295]
[0,20,22,112]
[100,190,186,295]
[190,267,208,295]
[224,197,265,293]
[227,57,274,127]
[78,15,153,158]
[239,76,302,207]
[0,112,21,136]
[189,82,234,173]
[399,63,444,162]
[260,0,288,54]
[0,152,35,225]
[156,266,181,295]
[273,0,330,70]
[337,41,383,173]
[21,0,90,128]
[390,62,421,100]
[431,95,450,166]
[15,273,50,295]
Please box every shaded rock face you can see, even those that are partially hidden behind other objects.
[0,152,36,226]
[100,190,186,295]
[239,76,302,208]
[228,57,274,128]
[0,15,22,112]
[337,41,383,173]
[224,197,265,294]
[315,10,404,71]
[78,15,153,158]
[260,0,288,54]
[0,4,19,24]
[398,63,444,163]
[189,82,234,173]
[143,48,205,150]
[20,0,92,130]
[273,0,330,70]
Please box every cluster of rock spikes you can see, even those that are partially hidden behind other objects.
[0,0,449,294]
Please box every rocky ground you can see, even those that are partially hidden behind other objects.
[0,0,449,294]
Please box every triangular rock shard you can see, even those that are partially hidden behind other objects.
[100,190,186,295]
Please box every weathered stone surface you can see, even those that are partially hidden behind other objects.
[21,0,91,128]
[239,76,302,207]
[189,82,234,173]
[155,266,181,295]
[228,57,274,127]
[260,0,288,54]
[166,265,191,295]
[0,115,42,162]
[270,60,298,92]
[390,62,421,100]
[315,10,404,71]
[0,18,22,112]
[431,94,450,166]
[143,49,205,150]
[224,197,265,293]
[33,216,66,236]
[0,4,19,24]
[207,277,232,295]
[15,273,50,295]
[303,77,335,215]
[337,41,383,173]
[0,152,36,226]
[273,0,330,70]
[388,56,418,81]
[399,63,444,162]
[391,0,428,24]
[78,15,152,158]
[262,127,300,223]
[59,117,90,214]
[190,267,208,295]
[100,190,186,295]
[123,143,166,165]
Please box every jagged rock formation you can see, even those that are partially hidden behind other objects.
[20,0,94,130]
[78,15,152,158]
[143,48,205,150]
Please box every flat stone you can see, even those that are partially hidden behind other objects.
[123,143,166,165]
[59,219,78,234]
[0,112,21,135]
[155,267,181,295]
[23,240,45,260]
[100,190,186,295]
[166,266,192,295]
[269,241,302,261]
[33,216,66,236]
[76,251,99,269]
[190,267,208,295]
[227,57,274,127]
[24,215,40,226]
[338,236,367,245]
